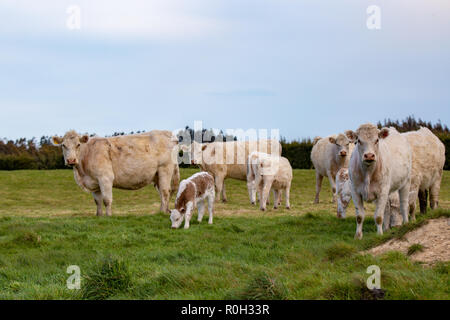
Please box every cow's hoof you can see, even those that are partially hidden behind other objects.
[260,208,266,212]
[354,232,363,240]
[222,199,227,203]
[286,206,290,210]
[273,207,278,210]
[251,201,255,205]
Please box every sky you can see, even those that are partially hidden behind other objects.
[1,0,449,141]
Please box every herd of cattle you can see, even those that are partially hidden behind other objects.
[51,123,445,239]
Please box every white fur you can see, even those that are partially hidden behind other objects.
[246,152,293,211]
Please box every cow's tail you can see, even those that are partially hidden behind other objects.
[312,136,321,146]
[247,153,257,181]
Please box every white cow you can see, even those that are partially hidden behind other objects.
[347,124,412,239]
[401,127,445,218]
[311,132,355,203]
[184,140,282,202]
[247,152,293,211]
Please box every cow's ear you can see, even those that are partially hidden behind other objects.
[52,136,63,146]
[201,144,208,151]
[378,128,389,139]
[345,130,357,143]
[329,137,336,144]
[80,135,89,143]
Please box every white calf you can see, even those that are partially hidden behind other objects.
[247,152,293,211]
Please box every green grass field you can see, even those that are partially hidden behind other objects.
[0,169,448,299]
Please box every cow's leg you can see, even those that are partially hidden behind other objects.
[92,191,103,216]
[260,179,272,211]
[408,181,419,220]
[326,170,337,203]
[352,190,366,239]
[285,184,291,209]
[273,190,278,209]
[383,199,391,232]
[207,193,214,224]
[214,175,225,203]
[247,179,256,205]
[374,190,389,235]
[314,172,323,204]
[429,176,442,210]
[197,200,205,222]
[222,183,227,203]
[157,166,173,213]
[276,189,282,206]
[398,185,410,225]
[184,210,193,229]
[99,179,113,217]
[418,189,428,213]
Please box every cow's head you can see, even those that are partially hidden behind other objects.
[347,124,389,167]
[170,209,185,229]
[190,141,207,165]
[328,132,355,163]
[52,130,89,167]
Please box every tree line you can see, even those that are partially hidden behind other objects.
[1,116,449,170]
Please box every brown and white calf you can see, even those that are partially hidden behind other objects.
[185,140,282,203]
[311,132,355,203]
[247,152,293,211]
[52,130,179,216]
[347,124,412,239]
[401,127,445,218]
[170,172,215,229]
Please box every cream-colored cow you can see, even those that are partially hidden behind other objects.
[401,127,445,219]
[311,132,355,203]
[347,124,412,239]
[52,130,179,215]
[185,140,282,202]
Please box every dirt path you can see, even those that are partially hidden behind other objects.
[367,217,450,265]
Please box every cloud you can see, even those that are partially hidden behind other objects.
[0,0,226,39]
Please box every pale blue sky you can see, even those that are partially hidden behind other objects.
[1,0,449,140]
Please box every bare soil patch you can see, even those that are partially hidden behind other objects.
[367,217,450,265]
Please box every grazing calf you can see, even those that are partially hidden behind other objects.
[170,172,215,229]
[247,152,293,211]
[336,168,404,230]
[347,124,412,239]
[311,132,355,203]
[401,127,445,218]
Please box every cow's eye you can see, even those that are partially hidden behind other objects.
[77,144,81,148]
[375,139,379,144]
[62,144,66,148]
[180,208,185,213]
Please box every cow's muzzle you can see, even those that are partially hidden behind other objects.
[66,159,77,166]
